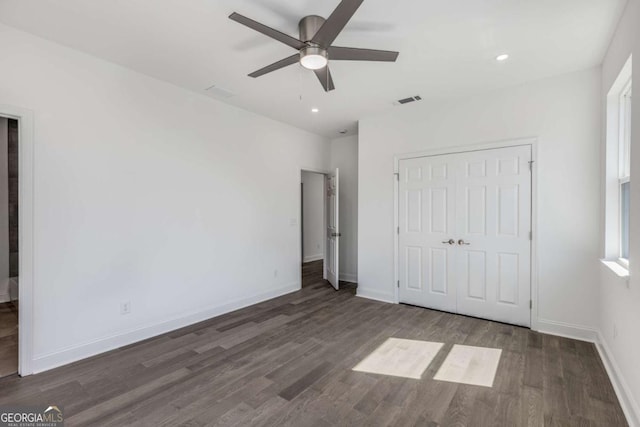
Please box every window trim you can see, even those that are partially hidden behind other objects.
[603,55,632,273]
[618,80,632,263]
[618,79,632,181]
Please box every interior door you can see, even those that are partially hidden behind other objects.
[326,169,340,290]
[455,146,531,326]
[398,155,457,312]
[398,145,532,327]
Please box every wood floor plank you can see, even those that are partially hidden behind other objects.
[0,260,627,426]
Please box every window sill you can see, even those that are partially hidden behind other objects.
[600,259,630,278]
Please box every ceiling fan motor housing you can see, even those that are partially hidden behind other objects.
[299,15,326,43]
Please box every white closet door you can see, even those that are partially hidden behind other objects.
[398,155,457,312]
[398,145,532,328]
[454,146,531,326]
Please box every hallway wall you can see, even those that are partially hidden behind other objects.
[301,171,325,263]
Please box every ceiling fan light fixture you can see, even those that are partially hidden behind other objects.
[300,46,328,70]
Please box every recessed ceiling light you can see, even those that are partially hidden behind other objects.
[311,108,319,113]
[496,54,510,62]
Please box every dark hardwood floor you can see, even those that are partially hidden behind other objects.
[0,301,18,378]
[302,260,356,292]
[302,259,326,288]
[0,265,626,426]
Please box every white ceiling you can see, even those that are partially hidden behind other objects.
[0,0,627,137]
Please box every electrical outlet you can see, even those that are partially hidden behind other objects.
[274,269,278,278]
[316,243,321,249]
[613,323,618,339]
[121,301,131,315]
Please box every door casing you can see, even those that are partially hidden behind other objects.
[0,104,35,376]
[393,138,539,330]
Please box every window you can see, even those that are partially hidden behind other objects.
[619,80,631,262]
[604,55,632,273]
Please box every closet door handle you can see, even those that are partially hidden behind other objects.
[442,239,455,245]
[458,239,471,246]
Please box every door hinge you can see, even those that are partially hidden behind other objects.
[529,231,532,241]
[394,172,399,180]
[528,160,534,171]
[530,300,533,309]
[397,280,400,288]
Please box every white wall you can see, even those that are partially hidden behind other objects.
[301,171,324,263]
[358,68,602,334]
[330,135,358,283]
[0,23,330,372]
[0,118,8,302]
[599,0,640,424]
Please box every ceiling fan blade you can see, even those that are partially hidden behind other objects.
[313,67,335,92]
[248,54,299,78]
[311,0,365,47]
[229,12,305,50]
[329,46,399,62]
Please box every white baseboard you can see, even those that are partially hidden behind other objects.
[31,283,300,374]
[339,272,357,283]
[535,318,598,342]
[303,254,323,263]
[595,332,640,427]
[356,288,394,304]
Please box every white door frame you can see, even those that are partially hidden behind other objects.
[0,104,35,376]
[298,167,330,287]
[393,137,539,330]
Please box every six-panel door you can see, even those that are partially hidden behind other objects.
[398,154,458,312]
[398,145,532,327]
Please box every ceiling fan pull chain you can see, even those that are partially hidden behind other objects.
[298,65,303,101]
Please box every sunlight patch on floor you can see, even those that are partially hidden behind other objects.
[433,344,502,387]
[352,338,444,379]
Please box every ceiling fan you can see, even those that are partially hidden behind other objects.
[229,0,399,92]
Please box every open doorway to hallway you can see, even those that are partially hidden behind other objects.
[0,117,18,378]
[300,169,356,294]
[301,171,326,288]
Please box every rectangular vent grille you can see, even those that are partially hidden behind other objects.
[395,95,422,106]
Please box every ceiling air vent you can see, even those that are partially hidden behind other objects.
[394,95,422,106]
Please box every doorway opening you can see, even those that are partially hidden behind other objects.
[299,168,343,291]
[301,170,329,289]
[0,117,19,378]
